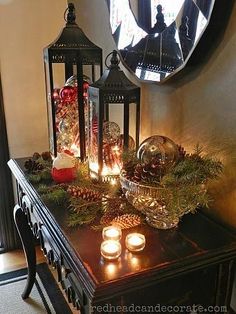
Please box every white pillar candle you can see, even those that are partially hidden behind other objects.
[125,233,146,252]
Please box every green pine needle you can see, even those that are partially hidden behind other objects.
[28,174,42,183]
[41,189,68,205]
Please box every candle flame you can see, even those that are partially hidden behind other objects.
[89,162,121,177]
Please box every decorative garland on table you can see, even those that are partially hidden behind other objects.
[24,153,142,230]
[24,140,223,230]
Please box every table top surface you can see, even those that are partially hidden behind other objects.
[8,158,236,299]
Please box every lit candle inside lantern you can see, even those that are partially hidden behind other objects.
[89,162,121,176]
[125,233,146,252]
[102,226,122,241]
[101,240,121,260]
[89,161,121,184]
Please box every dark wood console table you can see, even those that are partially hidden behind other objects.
[8,158,236,313]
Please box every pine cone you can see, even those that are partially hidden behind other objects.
[122,160,136,180]
[41,151,52,161]
[67,186,102,202]
[132,163,143,182]
[132,158,165,184]
[100,209,123,225]
[32,152,41,160]
[111,214,141,229]
[24,159,44,174]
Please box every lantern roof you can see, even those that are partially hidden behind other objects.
[44,3,102,64]
[91,51,140,94]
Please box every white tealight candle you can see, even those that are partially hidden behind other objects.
[101,240,121,260]
[125,233,146,252]
[102,226,122,241]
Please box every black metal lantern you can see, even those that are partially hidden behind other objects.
[44,3,102,161]
[88,50,141,182]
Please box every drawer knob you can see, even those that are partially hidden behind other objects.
[33,223,38,237]
[47,249,54,265]
[61,265,71,278]
[75,299,81,310]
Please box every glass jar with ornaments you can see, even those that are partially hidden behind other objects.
[120,135,223,229]
[51,152,77,183]
[88,118,136,183]
[54,75,91,159]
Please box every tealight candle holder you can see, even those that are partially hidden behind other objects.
[102,226,122,241]
[125,233,146,252]
[100,240,122,260]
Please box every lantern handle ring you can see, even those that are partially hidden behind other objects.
[105,50,120,69]
[64,7,68,22]
[64,3,76,24]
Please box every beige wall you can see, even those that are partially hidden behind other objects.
[0,0,67,157]
[73,0,236,228]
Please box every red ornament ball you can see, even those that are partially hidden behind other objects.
[83,81,89,97]
[59,86,77,103]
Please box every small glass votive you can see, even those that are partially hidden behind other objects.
[100,240,122,260]
[125,233,146,252]
[102,226,122,241]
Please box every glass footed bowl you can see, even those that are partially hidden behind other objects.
[120,174,184,230]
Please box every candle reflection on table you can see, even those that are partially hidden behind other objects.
[100,260,122,280]
[125,251,142,271]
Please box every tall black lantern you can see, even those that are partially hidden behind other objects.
[44,3,102,161]
[88,50,141,182]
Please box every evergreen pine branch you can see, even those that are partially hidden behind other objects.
[193,143,204,156]
[27,169,52,184]
[41,189,68,205]
[67,203,101,227]
[28,173,42,183]
[167,155,223,186]
[67,211,97,227]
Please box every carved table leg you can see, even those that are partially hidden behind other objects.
[14,204,36,299]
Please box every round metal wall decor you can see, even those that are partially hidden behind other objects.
[107,0,217,83]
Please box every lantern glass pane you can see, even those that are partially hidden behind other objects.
[88,99,99,179]
[129,102,137,148]
[44,62,54,154]
[51,64,80,157]
[102,103,123,179]
[45,62,92,158]
[108,103,124,133]
[52,63,65,88]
